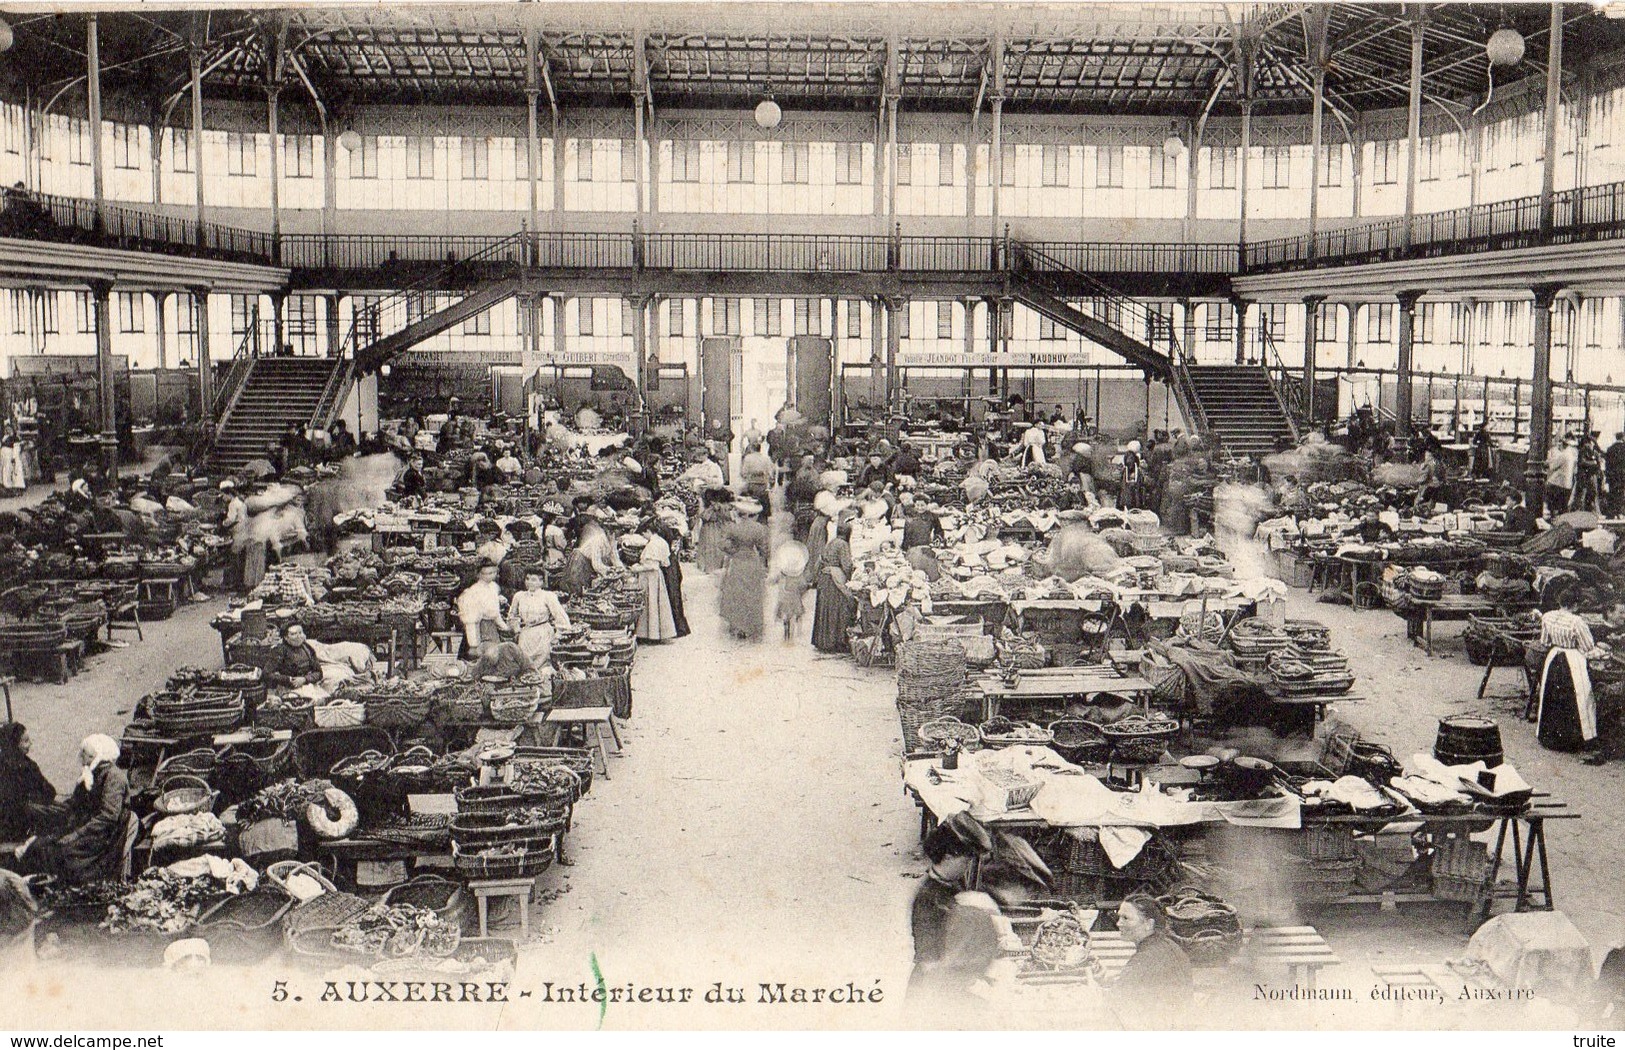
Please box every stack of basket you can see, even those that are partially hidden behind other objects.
[1430,833,1491,902]
[897,639,971,750]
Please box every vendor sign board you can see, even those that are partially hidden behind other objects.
[898,350,1100,368]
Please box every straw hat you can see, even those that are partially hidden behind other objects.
[733,497,763,516]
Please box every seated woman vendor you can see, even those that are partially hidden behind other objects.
[1351,508,1395,544]
[1112,893,1193,999]
[265,623,323,690]
[12,735,128,885]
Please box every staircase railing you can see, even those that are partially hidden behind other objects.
[1167,340,1210,439]
[1256,326,1303,443]
[212,308,263,433]
[1008,241,1182,367]
[341,232,528,360]
[309,357,356,433]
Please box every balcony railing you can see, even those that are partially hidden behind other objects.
[1,188,275,265]
[1245,179,1625,273]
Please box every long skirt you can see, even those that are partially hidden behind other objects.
[812,570,858,653]
[1537,647,1597,751]
[719,553,767,640]
[516,623,556,667]
[636,566,680,642]
[695,521,728,574]
[662,558,691,638]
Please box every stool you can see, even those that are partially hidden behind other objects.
[470,877,535,939]
[545,706,621,778]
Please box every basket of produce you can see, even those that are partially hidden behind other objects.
[435,681,492,724]
[1047,719,1109,765]
[451,839,556,881]
[314,697,366,729]
[150,688,245,737]
[256,693,315,731]
[212,736,295,806]
[995,636,1048,671]
[1028,913,1093,971]
[153,774,219,817]
[370,936,518,980]
[367,812,453,849]
[1159,889,1242,965]
[329,750,404,825]
[512,747,595,798]
[451,807,568,850]
[917,717,982,751]
[971,761,1043,812]
[1097,715,1180,746]
[977,716,1054,749]
[0,621,69,649]
[507,762,581,807]
[295,902,462,962]
[488,685,544,725]
[381,874,471,933]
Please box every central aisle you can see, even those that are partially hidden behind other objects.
[523,571,923,1026]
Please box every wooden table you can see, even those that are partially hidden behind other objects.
[1398,595,1497,656]
[973,663,1154,721]
[1304,794,1577,929]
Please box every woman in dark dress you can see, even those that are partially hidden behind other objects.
[811,518,858,653]
[1112,894,1193,998]
[0,724,55,843]
[650,517,691,638]
[17,734,128,885]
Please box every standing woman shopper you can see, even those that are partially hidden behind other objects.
[812,517,859,653]
[694,488,734,574]
[648,516,691,638]
[630,523,681,642]
[718,498,770,641]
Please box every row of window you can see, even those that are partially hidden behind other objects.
[10,291,1611,350]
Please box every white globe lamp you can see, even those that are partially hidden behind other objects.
[339,129,362,152]
[1486,27,1525,67]
[0,19,14,53]
[754,99,782,130]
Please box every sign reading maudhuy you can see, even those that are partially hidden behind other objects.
[896,350,1100,368]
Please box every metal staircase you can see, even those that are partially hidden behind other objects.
[1007,241,1206,438]
[347,233,529,374]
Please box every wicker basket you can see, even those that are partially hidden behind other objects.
[979,716,1055,749]
[996,639,1048,670]
[551,670,631,717]
[151,689,245,737]
[314,699,366,728]
[1048,719,1109,765]
[194,888,295,965]
[898,639,968,679]
[382,874,471,932]
[363,694,434,730]
[451,810,568,850]
[256,696,316,732]
[1284,857,1358,904]
[1430,835,1491,902]
[917,717,983,751]
[1304,823,1358,862]
[1160,889,1243,965]
[451,839,556,880]
[513,746,594,798]
[153,774,219,816]
[488,688,543,725]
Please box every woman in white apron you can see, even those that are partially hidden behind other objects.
[1535,591,1599,751]
[509,567,570,666]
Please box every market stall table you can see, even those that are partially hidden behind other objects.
[1304,793,1576,929]
[973,664,1155,721]
[1397,595,1500,657]
[1013,926,1339,991]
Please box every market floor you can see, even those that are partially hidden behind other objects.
[508,570,925,1028]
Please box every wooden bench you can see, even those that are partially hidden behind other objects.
[0,639,85,683]
[1012,924,1339,990]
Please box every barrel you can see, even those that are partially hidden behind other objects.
[1434,714,1504,768]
